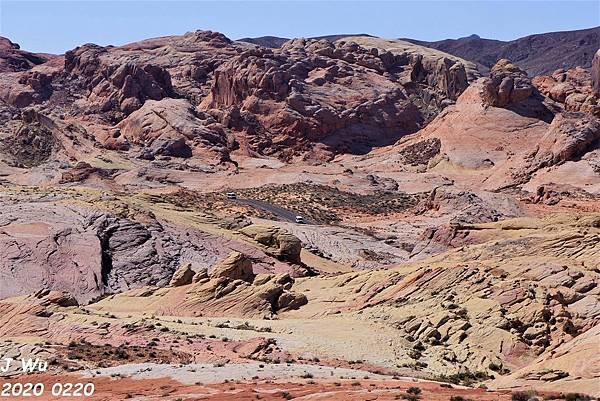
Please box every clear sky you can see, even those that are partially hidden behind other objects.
[1,0,598,54]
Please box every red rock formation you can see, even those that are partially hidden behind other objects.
[0,37,48,73]
[200,37,477,160]
[117,98,229,160]
[65,44,174,115]
[0,31,480,163]
[482,59,534,107]
[533,66,600,116]
[532,112,600,167]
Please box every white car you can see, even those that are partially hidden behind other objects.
[226,192,237,199]
[295,215,304,224]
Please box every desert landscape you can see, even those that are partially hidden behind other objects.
[0,14,598,401]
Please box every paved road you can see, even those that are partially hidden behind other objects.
[232,198,312,224]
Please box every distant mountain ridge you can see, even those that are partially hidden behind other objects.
[402,26,600,76]
[239,27,600,77]
[237,33,373,48]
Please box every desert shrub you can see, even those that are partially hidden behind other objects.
[437,370,491,386]
[407,387,422,395]
[488,362,502,371]
[512,391,537,401]
[564,394,592,401]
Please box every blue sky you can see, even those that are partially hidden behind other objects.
[1,1,598,54]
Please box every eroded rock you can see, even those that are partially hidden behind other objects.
[210,251,254,282]
[117,98,229,160]
[239,225,302,264]
[482,59,534,107]
[169,262,195,287]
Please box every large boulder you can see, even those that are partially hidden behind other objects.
[34,289,79,307]
[210,251,254,282]
[482,59,534,107]
[533,112,600,167]
[239,225,302,264]
[169,262,195,287]
[276,291,308,311]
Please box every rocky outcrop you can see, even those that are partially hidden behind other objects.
[532,112,600,167]
[533,66,600,116]
[210,251,254,281]
[202,40,418,160]
[91,214,191,292]
[240,225,302,264]
[169,262,195,287]
[59,161,118,183]
[93,270,308,318]
[0,70,53,108]
[200,36,477,160]
[65,44,174,115]
[0,187,321,304]
[116,98,229,160]
[0,31,480,163]
[0,37,47,73]
[0,202,182,302]
[482,59,534,107]
[0,206,104,303]
[0,109,56,167]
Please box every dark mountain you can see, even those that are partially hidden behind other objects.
[403,26,600,76]
[237,34,372,48]
[236,36,289,48]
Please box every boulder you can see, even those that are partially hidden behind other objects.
[523,322,549,340]
[169,262,195,287]
[192,268,209,283]
[533,112,600,167]
[482,59,534,107]
[239,225,302,264]
[276,291,308,311]
[210,251,254,282]
[34,290,79,307]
